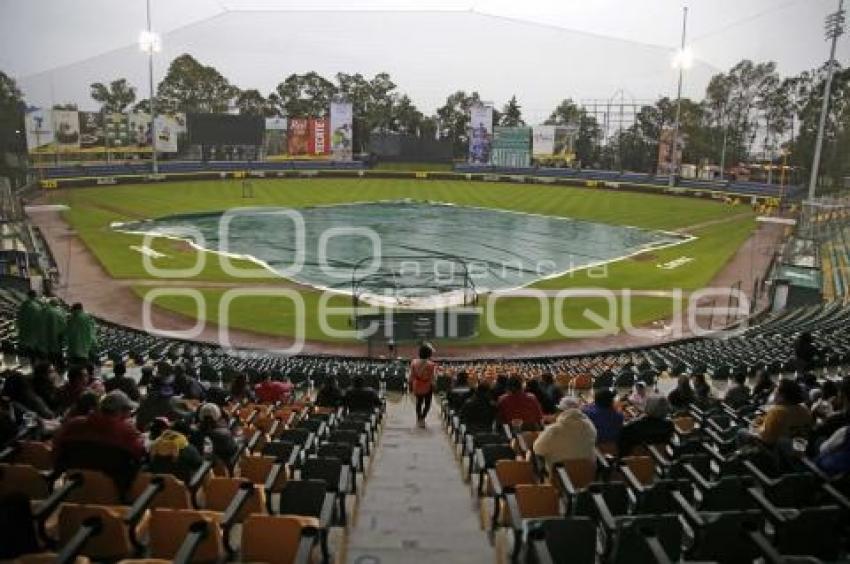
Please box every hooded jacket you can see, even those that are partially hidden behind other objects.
[533,408,597,469]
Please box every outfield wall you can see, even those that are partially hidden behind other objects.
[36,167,783,207]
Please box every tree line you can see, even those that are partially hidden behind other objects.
[1,52,848,188]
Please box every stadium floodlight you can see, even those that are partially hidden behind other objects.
[138,30,161,54]
[671,46,694,70]
[808,0,845,201]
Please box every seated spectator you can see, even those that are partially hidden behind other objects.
[490,375,508,403]
[752,379,812,447]
[526,379,556,414]
[816,425,850,477]
[723,372,751,409]
[446,372,472,412]
[104,362,140,402]
[795,331,819,374]
[812,380,839,422]
[693,373,713,406]
[229,373,255,403]
[173,364,206,401]
[139,365,155,388]
[460,382,496,429]
[808,377,850,456]
[533,397,597,471]
[56,364,89,412]
[149,425,203,483]
[667,375,695,411]
[31,362,60,412]
[315,379,344,408]
[65,390,99,418]
[1,371,54,420]
[52,390,145,493]
[628,381,649,412]
[582,388,624,445]
[496,376,543,429]
[540,373,563,409]
[254,373,293,404]
[191,403,238,464]
[752,370,776,401]
[135,374,192,431]
[617,395,675,457]
[343,376,382,412]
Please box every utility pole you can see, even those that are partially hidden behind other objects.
[144,0,159,174]
[808,0,845,200]
[669,6,689,188]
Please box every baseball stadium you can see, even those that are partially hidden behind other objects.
[0,1,849,563]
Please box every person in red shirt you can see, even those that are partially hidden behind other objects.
[52,390,146,495]
[254,373,294,404]
[409,343,437,427]
[497,376,544,430]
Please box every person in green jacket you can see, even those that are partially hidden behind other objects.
[44,298,68,371]
[16,290,43,365]
[66,302,97,365]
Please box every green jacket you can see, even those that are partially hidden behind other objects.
[44,305,67,355]
[16,297,43,352]
[66,310,97,359]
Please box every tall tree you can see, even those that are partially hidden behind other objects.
[156,54,237,113]
[499,95,524,126]
[234,88,276,116]
[390,94,423,135]
[270,72,337,118]
[90,78,136,113]
[0,71,26,185]
[435,90,482,157]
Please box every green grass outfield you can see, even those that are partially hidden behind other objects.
[49,178,756,345]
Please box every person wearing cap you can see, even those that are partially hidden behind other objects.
[52,389,145,466]
[533,397,597,472]
[135,373,192,431]
[409,343,437,427]
[617,395,675,456]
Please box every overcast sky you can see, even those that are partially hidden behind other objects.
[1,0,846,122]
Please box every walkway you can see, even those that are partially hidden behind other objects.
[345,396,493,564]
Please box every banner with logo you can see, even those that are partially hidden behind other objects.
[25,109,54,153]
[330,101,353,160]
[490,126,531,167]
[154,114,179,153]
[104,113,131,148]
[468,103,493,165]
[309,117,330,155]
[287,118,310,155]
[51,110,80,151]
[657,127,684,175]
[128,113,152,148]
[78,112,105,150]
[532,126,555,156]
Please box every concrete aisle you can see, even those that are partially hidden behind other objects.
[345,394,493,564]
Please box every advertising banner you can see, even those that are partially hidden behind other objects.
[25,109,54,153]
[330,101,353,160]
[468,103,493,165]
[78,112,105,150]
[490,126,532,167]
[51,110,80,151]
[265,117,287,130]
[128,112,152,148]
[657,127,684,176]
[104,113,131,148]
[287,118,310,156]
[309,117,330,155]
[154,115,179,153]
[532,126,555,156]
